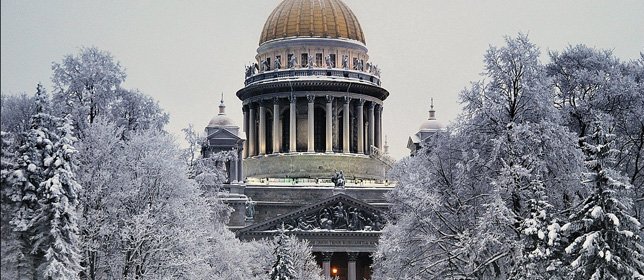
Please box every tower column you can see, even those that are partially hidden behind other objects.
[357,99,365,154]
[322,252,333,279]
[347,252,359,280]
[325,95,333,153]
[242,106,248,158]
[343,97,350,153]
[289,96,297,153]
[272,97,280,153]
[307,95,315,152]
[259,100,266,155]
[375,105,382,150]
[368,102,375,155]
[248,103,256,157]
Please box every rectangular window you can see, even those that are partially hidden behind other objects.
[301,53,309,68]
[316,53,323,68]
[266,57,271,71]
[329,54,336,68]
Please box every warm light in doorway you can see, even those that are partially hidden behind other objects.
[331,267,338,275]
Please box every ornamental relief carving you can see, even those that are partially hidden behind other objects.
[269,201,384,231]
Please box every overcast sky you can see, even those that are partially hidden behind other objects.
[2,0,643,159]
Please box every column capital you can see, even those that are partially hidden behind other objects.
[368,102,375,110]
[343,96,351,104]
[289,95,297,103]
[248,102,258,109]
[273,96,280,105]
[321,252,333,262]
[258,99,267,107]
[347,252,359,262]
[376,104,383,112]
[307,95,315,103]
[357,98,365,106]
[242,105,249,112]
[326,95,333,103]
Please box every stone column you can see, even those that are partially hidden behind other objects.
[307,95,315,152]
[343,97,350,153]
[242,106,248,158]
[325,95,333,153]
[272,97,280,154]
[248,103,256,157]
[322,252,333,279]
[375,105,382,150]
[357,99,365,154]
[368,102,375,154]
[229,158,237,183]
[237,148,244,182]
[259,101,266,155]
[347,252,359,280]
[289,96,297,153]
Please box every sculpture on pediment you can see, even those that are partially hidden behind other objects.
[269,201,384,231]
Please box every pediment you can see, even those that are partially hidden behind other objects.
[238,193,385,235]
[207,128,241,141]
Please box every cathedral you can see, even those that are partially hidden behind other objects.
[200,1,435,279]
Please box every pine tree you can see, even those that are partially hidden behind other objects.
[561,117,644,279]
[8,85,83,279]
[270,227,297,280]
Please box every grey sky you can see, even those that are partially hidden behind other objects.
[2,0,643,159]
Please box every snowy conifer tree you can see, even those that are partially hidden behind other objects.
[270,228,297,280]
[561,116,644,279]
[30,115,83,279]
[7,85,83,279]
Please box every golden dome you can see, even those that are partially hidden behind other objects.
[259,0,366,45]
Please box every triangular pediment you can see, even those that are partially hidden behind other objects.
[238,193,385,235]
[207,128,241,141]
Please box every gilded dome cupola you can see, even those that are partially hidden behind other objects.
[259,0,366,45]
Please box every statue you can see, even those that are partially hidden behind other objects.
[331,202,347,228]
[274,56,281,70]
[245,66,251,78]
[366,62,372,73]
[357,60,363,72]
[262,60,270,71]
[252,63,258,75]
[260,60,266,72]
[320,209,333,229]
[331,170,346,188]
[289,56,298,69]
[245,198,256,218]
[326,55,333,69]
[308,55,314,69]
[297,216,314,230]
[342,56,349,69]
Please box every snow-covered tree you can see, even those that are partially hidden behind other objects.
[374,34,585,279]
[548,46,644,219]
[560,116,644,279]
[270,228,298,280]
[5,85,83,279]
[52,47,167,136]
